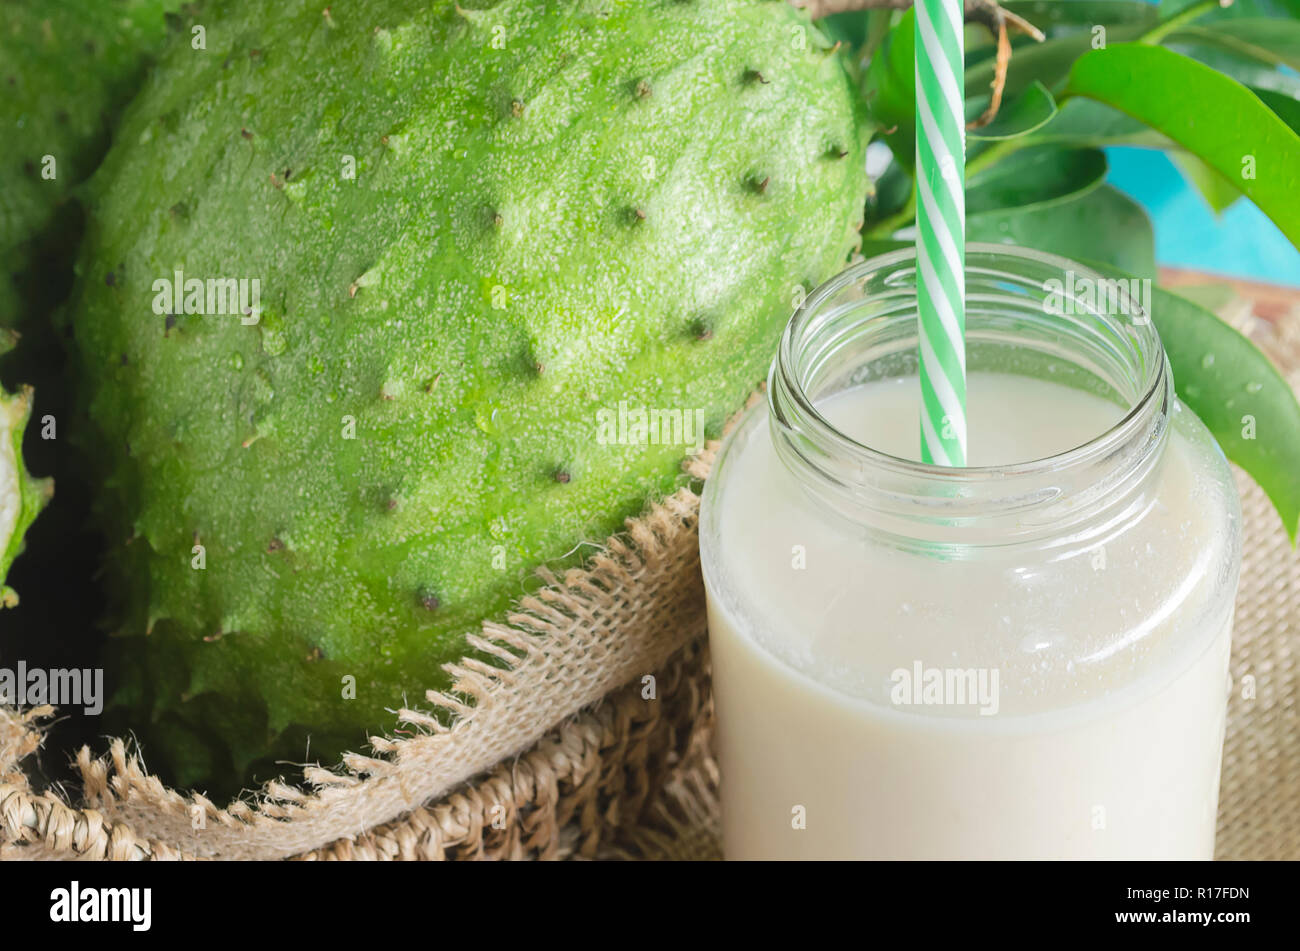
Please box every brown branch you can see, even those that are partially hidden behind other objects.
[791,0,1046,129]
[795,0,1013,19]
[967,1,1011,128]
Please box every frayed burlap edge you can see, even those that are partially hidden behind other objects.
[298,635,712,860]
[0,433,725,860]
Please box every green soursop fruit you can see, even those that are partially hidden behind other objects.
[73,0,868,789]
[0,331,53,607]
[0,0,192,330]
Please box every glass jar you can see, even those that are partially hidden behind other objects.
[699,245,1242,860]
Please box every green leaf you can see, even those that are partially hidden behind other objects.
[1162,0,1300,24]
[965,2,1156,69]
[863,8,916,168]
[966,36,1081,99]
[862,8,896,62]
[1065,43,1300,249]
[1073,255,1300,542]
[1169,19,1300,71]
[1151,285,1300,542]
[1023,98,1169,147]
[1164,282,1237,314]
[819,10,872,49]
[966,24,1149,99]
[857,238,911,259]
[1166,39,1300,97]
[967,185,1156,278]
[1171,152,1242,214]
[967,145,1107,214]
[1004,1,1162,30]
[968,81,1059,141]
[1254,86,1300,134]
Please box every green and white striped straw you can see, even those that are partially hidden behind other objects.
[914,0,967,467]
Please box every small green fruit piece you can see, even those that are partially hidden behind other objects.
[0,333,53,607]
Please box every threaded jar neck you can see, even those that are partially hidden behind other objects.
[767,244,1170,550]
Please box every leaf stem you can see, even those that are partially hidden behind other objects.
[1136,0,1226,46]
[863,136,1027,237]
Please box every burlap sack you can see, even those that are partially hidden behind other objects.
[1,302,1297,861]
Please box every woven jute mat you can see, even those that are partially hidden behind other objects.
[0,305,1297,861]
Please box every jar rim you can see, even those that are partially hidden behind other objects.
[767,243,1171,543]
[776,243,1165,479]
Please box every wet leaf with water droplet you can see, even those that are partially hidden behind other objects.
[1152,286,1300,542]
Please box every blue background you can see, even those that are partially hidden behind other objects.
[1105,146,1300,287]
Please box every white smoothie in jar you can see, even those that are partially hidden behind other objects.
[699,247,1242,861]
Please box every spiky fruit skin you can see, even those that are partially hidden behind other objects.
[0,331,53,607]
[0,0,190,330]
[73,0,868,788]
